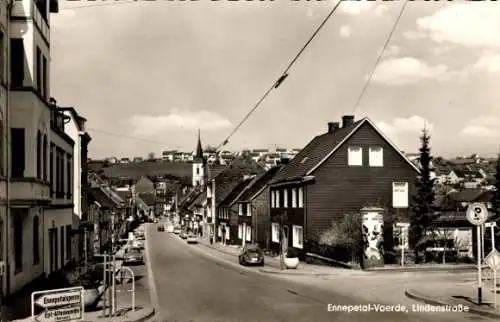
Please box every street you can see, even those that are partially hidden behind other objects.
[146,224,491,322]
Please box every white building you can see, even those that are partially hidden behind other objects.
[192,131,206,187]
[63,107,91,262]
[5,0,61,295]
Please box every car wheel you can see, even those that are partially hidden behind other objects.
[238,257,243,265]
[259,261,265,267]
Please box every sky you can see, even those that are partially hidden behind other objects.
[50,0,500,159]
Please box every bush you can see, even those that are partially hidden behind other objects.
[317,214,363,264]
[286,247,299,258]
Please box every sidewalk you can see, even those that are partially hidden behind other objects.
[197,238,369,277]
[405,280,500,319]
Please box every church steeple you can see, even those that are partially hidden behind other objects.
[195,129,203,161]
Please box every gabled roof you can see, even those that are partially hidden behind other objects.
[115,190,132,201]
[207,164,227,180]
[219,178,254,208]
[138,192,156,206]
[187,191,205,210]
[271,117,421,184]
[237,165,284,202]
[88,187,124,209]
[454,169,484,179]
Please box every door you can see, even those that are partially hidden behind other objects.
[282,226,289,255]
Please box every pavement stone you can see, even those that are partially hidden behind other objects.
[405,280,500,319]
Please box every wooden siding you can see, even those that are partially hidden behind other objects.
[306,122,418,241]
[228,203,239,244]
[251,189,271,249]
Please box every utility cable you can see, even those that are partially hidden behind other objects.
[63,1,141,10]
[87,128,170,146]
[215,0,344,152]
[351,0,409,114]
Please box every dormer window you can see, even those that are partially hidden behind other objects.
[348,146,362,166]
[369,146,383,167]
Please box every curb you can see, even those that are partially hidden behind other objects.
[367,266,477,273]
[124,308,156,322]
[404,289,500,319]
[144,224,161,321]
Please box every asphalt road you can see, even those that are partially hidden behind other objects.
[146,224,493,322]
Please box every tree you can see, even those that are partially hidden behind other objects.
[318,214,363,265]
[204,145,217,153]
[147,152,155,160]
[493,154,500,215]
[410,128,437,260]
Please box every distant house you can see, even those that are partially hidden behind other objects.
[134,176,156,194]
[106,157,118,164]
[120,158,130,164]
[162,150,177,162]
[133,157,144,163]
[269,115,420,260]
[233,165,284,249]
[454,169,486,188]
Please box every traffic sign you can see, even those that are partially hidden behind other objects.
[466,202,488,226]
[32,287,84,322]
[485,222,497,228]
[485,249,500,272]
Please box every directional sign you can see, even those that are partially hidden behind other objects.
[35,288,82,309]
[485,222,497,228]
[32,287,84,322]
[466,202,488,226]
[484,249,500,272]
[35,306,83,322]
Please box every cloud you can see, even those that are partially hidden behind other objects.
[374,4,388,16]
[372,57,449,85]
[460,116,500,137]
[410,3,500,49]
[377,115,434,135]
[340,1,374,15]
[474,53,500,72]
[51,9,76,26]
[403,30,426,40]
[128,109,232,136]
[339,25,352,38]
[377,45,400,57]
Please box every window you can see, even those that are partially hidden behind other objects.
[246,204,251,216]
[66,225,72,260]
[298,187,304,208]
[36,131,42,179]
[13,211,25,272]
[218,225,222,237]
[59,152,64,197]
[50,144,54,194]
[238,224,243,239]
[369,146,383,167]
[291,188,297,208]
[292,225,303,249]
[42,57,47,99]
[225,227,230,240]
[347,146,363,166]
[67,156,72,198]
[36,47,41,93]
[35,0,48,21]
[33,216,40,265]
[283,188,288,208]
[271,190,275,208]
[246,226,251,241]
[271,223,280,243]
[0,32,4,83]
[276,190,280,208]
[392,182,409,208]
[196,167,199,175]
[11,128,25,177]
[238,204,243,216]
[60,226,64,267]
[10,39,24,88]
[42,135,47,180]
[55,151,60,196]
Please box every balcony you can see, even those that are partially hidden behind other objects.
[9,179,51,204]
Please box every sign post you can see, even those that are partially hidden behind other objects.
[396,223,409,267]
[466,202,488,305]
[484,249,500,308]
[31,286,84,322]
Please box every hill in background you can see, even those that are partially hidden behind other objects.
[89,161,192,181]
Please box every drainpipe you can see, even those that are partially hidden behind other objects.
[4,0,14,299]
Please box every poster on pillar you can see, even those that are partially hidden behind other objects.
[361,208,385,269]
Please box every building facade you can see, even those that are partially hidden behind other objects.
[5,0,60,295]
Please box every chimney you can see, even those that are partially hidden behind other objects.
[327,122,340,134]
[342,115,355,128]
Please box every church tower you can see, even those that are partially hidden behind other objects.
[192,130,206,187]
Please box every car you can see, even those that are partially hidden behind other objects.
[157,225,165,231]
[123,247,143,265]
[173,227,181,234]
[186,233,198,244]
[180,231,188,239]
[132,240,145,249]
[166,225,174,233]
[238,244,265,266]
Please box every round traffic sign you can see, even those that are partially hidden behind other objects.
[466,202,488,226]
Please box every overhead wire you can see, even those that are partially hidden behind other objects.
[63,1,141,10]
[214,0,344,152]
[351,0,409,114]
[87,128,171,146]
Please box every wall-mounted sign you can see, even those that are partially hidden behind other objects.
[392,182,409,208]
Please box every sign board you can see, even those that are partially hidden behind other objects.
[485,222,497,228]
[484,249,500,272]
[32,287,84,322]
[466,203,488,226]
[392,182,409,208]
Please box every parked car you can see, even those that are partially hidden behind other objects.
[123,247,143,265]
[173,227,181,234]
[166,225,174,233]
[186,233,198,244]
[157,225,165,231]
[238,244,264,266]
[132,239,145,249]
[180,231,188,239]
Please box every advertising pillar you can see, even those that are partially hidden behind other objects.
[361,207,385,269]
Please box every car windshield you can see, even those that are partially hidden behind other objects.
[127,248,141,255]
[245,244,260,252]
